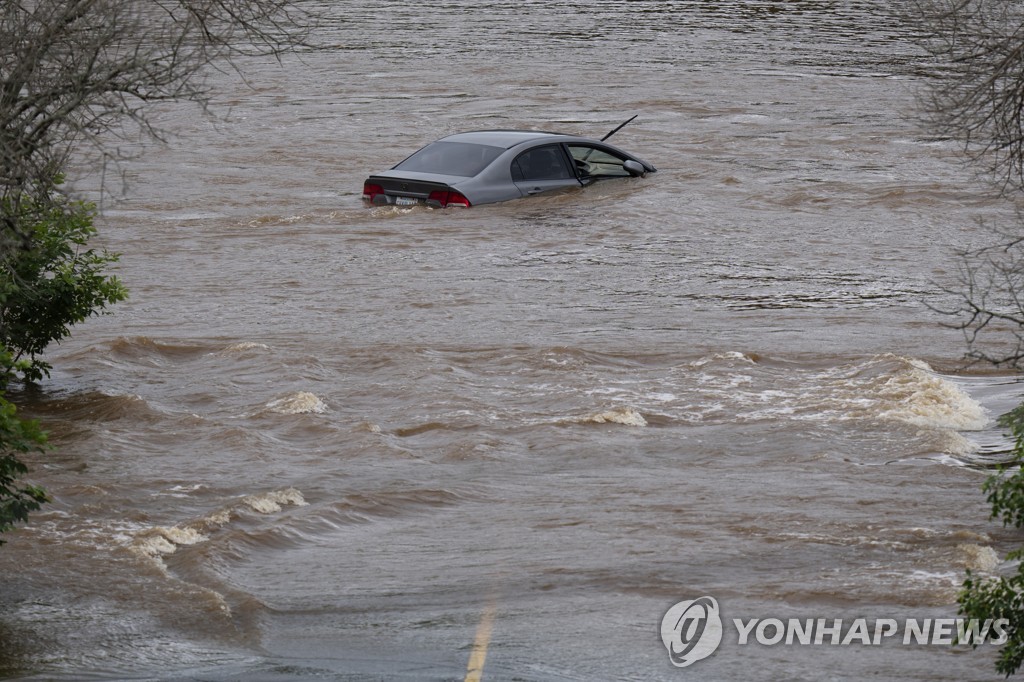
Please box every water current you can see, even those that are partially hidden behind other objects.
[2,1,1023,680]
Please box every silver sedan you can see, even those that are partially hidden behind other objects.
[362,129,656,208]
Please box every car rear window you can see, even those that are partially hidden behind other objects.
[394,141,504,177]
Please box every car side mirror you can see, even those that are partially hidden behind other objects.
[623,159,645,177]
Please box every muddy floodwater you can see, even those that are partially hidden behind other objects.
[3,1,1024,680]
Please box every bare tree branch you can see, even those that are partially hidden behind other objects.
[0,0,314,255]
[928,214,1024,368]
[913,0,1024,196]
[910,1,1024,367]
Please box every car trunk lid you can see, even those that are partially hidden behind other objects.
[363,171,471,207]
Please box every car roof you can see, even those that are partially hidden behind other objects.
[440,130,579,149]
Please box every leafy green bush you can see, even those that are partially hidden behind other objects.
[0,190,127,385]
[0,351,48,545]
[0,188,126,543]
[960,405,1024,675]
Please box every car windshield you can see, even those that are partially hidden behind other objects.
[394,141,504,177]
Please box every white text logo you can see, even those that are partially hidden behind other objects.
[661,597,1010,669]
[660,596,724,667]
[733,617,1009,646]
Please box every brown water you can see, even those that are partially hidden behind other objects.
[2,1,1023,680]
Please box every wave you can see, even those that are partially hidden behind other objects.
[369,352,984,450]
[130,487,308,563]
[104,336,221,360]
[133,526,210,558]
[852,357,988,431]
[331,487,467,517]
[679,353,987,432]
[221,341,270,354]
[118,488,309,645]
[241,488,308,514]
[575,406,648,427]
[955,544,1001,573]
[686,350,759,368]
[394,421,450,437]
[263,392,327,415]
[67,336,273,365]
[27,390,163,423]
[927,430,980,457]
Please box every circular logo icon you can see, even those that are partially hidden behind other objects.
[660,596,723,668]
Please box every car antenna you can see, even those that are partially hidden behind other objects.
[600,114,639,142]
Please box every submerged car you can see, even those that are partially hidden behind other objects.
[362,129,656,208]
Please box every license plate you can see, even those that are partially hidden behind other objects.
[394,196,418,206]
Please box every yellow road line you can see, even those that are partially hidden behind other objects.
[465,599,497,682]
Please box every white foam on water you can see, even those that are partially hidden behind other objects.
[241,487,308,514]
[562,355,990,458]
[956,544,1001,573]
[223,341,270,353]
[205,508,232,526]
[265,391,327,414]
[706,356,989,434]
[356,421,383,433]
[153,483,208,498]
[950,529,994,543]
[765,356,992,456]
[130,488,307,564]
[873,365,988,431]
[687,351,757,369]
[907,569,962,586]
[132,526,209,558]
[579,406,648,427]
[932,430,981,457]
[23,515,152,562]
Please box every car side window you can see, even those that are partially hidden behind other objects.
[511,145,573,181]
[568,145,632,178]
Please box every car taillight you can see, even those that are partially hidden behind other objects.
[447,192,471,207]
[362,183,384,203]
[427,190,471,208]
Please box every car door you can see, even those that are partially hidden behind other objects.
[510,144,581,197]
[566,144,635,183]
